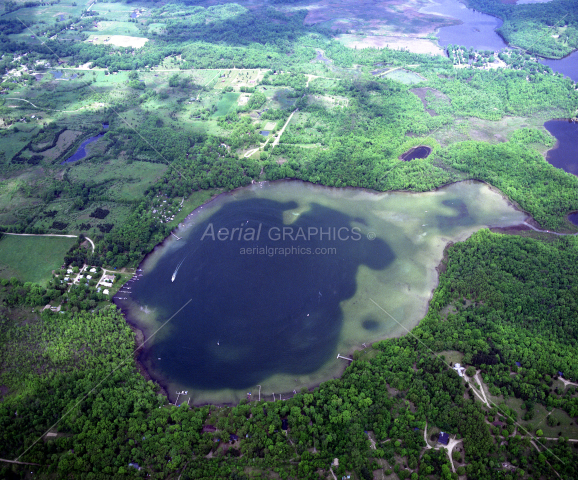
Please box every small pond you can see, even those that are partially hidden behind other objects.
[60,124,109,165]
[259,131,270,136]
[400,145,432,161]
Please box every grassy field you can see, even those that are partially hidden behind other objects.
[0,234,77,284]
[383,69,425,85]
[486,385,578,439]
[212,92,240,117]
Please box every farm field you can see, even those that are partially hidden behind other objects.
[0,234,77,284]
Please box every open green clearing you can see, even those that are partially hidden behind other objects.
[0,234,76,284]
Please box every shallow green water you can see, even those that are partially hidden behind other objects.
[118,180,525,405]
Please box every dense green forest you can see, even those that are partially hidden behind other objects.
[2,231,578,478]
[465,0,578,58]
[1,0,578,477]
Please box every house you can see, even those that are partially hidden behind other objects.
[438,432,449,445]
[281,419,288,430]
[453,363,466,377]
[230,434,239,442]
[515,362,521,367]
[493,420,505,427]
[202,425,217,433]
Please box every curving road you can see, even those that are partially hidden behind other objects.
[522,221,578,236]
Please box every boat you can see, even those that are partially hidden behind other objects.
[171,255,187,282]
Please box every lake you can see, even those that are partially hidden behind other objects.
[420,0,507,51]
[117,180,526,405]
[420,0,578,81]
[544,119,578,176]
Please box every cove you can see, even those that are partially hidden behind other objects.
[419,0,507,51]
[117,180,526,405]
[539,50,578,82]
[544,119,578,176]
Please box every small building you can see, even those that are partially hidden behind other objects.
[230,434,239,442]
[281,419,288,431]
[438,432,449,445]
[493,420,505,427]
[515,362,521,367]
[90,268,96,273]
[453,363,466,377]
[558,371,564,377]
[103,289,109,295]
[202,425,217,433]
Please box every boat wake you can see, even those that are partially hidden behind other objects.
[171,255,187,282]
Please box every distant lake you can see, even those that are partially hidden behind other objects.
[421,0,577,80]
[117,180,525,405]
[420,0,507,51]
[544,119,578,176]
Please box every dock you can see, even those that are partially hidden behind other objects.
[337,354,353,361]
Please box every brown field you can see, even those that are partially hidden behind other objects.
[85,35,148,48]
[410,87,450,116]
[40,130,83,160]
[299,0,457,36]
[337,33,444,55]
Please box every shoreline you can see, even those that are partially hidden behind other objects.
[116,178,566,408]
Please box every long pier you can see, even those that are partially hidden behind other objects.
[337,354,353,361]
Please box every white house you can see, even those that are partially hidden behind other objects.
[453,363,466,377]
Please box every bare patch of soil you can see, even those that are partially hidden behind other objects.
[410,87,449,116]
[338,34,444,55]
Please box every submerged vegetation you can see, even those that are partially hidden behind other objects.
[1,0,578,477]
[2,231,578,478]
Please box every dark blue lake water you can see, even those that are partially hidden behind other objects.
[421,0,577,80]
[544,119,578,176]
[60,124,109,164]
[420,0,507,51]
[126,197,394,391]
[117,181,526,404]
[540,50,578,82]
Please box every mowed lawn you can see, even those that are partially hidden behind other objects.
[0,235,77,284]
